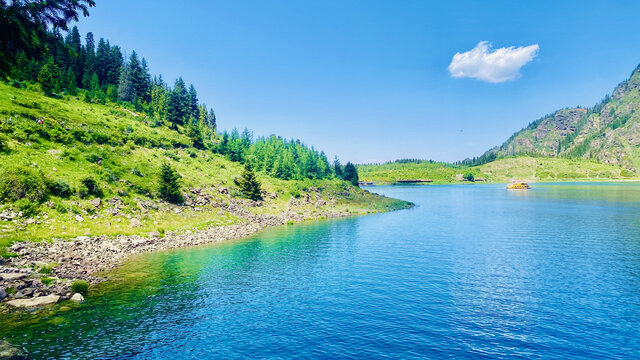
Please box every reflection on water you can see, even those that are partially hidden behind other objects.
[2,183,640,359]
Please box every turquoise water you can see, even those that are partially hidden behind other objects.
[2,183,640,359]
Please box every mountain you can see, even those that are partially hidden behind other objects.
[485,65,640,171]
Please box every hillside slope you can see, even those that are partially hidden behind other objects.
[487,65,640,171]
[0,83,409,253]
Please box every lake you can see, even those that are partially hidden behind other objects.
[2,183,640,359]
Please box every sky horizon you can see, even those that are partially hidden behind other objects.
[74,0,640,164]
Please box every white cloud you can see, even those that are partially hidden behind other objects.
[448,41,539,83]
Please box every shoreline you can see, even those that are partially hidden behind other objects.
[0,194,412,310]
[360,178,640,186]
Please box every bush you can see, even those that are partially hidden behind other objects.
[621,169,635,178]
[38,264,53,274]
[41,276,54,286]
[0,165,49,202]
[49,179,72,197]
[79,177,102,198]
[463,173,475,182]
[14,198,39,216]
[71,280,90,296]
[158,162,183,203]
[0,133,10,153]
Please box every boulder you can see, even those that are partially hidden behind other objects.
[0,341,29,360]
[75,215,84,222]
[129,218,142,228]
[0,273,27,281]
[91,198,102,208]
[0,288,7,301]
[70,293,84,303]
[6,294,60,308]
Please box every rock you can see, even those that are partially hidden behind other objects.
[0,273,27,281]
[6,294,60,307]
[70,293,84,303]
[24,218,37,225]
[0,288,7,301]
[129,218,142,228]
[148,231,160,238]
[0,341,29,360]
[75,236,90,241]
[91,198,102,208]
[75,215,84,222]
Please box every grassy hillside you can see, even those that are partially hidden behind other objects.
[0,83,409,254]
[475,156,636,182]
[487,65,640,171]
[358,161,486,184]
[358,156,636,184]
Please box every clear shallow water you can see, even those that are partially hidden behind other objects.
[2,183,640,359]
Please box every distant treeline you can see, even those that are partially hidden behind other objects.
[0,0,359,185]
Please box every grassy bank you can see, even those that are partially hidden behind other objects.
[358,156,637,184]
[0,83,410,255]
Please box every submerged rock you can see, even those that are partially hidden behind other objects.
[6,294,60,308]
[0,341,29,360]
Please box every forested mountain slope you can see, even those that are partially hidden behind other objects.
[487,65,640,171]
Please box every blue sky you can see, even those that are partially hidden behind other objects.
[77,0,640,163]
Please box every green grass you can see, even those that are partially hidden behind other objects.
[0,83,410,253]
[476,156,638,182]
[358,156,637,184]
[358,161,487,184]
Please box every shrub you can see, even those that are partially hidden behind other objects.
[165,151,180,162]
[0,133,9,153]
[38,264,53,274]
[49,179,72,197]
[0,165,49,202]
[14,198,39,216]
[158,228,165,237]
[41,276,54,286]
[71,280,90,296]
[85,153,102,163]
[620,169,635,178]
[54,200,68,213]
[463,173,475,182]
[79,177,102,198]
[158,162,183,203]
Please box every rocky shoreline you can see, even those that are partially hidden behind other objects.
[0,192,360,310]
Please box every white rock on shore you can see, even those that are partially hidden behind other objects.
[6,294,60,307]
[70,293,84,303]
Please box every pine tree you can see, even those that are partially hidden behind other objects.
[188,84,199,118]
[343,162,359,186]
[0,0,95,76]
[238,163,262,201]
[107,45,123,85]
[186,116,205,149]
[158,162,183,204]
[167,78,188,126]
[89,73,105,102]
[38,57,60,95]
[333,156,343,179]
[95,38,109,85]
[117,62,134,102]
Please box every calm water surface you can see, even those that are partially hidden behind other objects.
[2,183,640,359]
